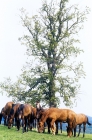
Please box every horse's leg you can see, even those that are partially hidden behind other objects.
[27,118,30,132]
[45,119,50,133]
[12,118,14,127]
[17,115,21,131]
[43,122,46,133]
[34,119,37,128]
[83,124,86,137]
[37,118,39,131]
[60,122,62,133]
[36,119,38,131]
[32,119,34,128]
[32,118,36,129]
[25,118,28,132]
[29,114,33,131]
[34,119,36,128]
[55,122,58,134]
[22,117,25,133]
[4,117,6,126]
[16,119,20,130]
[15,117,16,127]
[74,126,77,137]
[67,121,73,137]
[47,121,50,134]
[77,124,81,137]
[25,117,28,132]
[50,119,56,135]
[6,116,8,126]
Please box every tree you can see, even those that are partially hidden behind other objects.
[0,0,89,107]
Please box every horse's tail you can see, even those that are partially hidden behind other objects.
[87,117,92,125]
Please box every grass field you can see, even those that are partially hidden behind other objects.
[0,125,92,140]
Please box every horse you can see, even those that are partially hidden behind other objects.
[36,102,63,134]
[38,108,77,137]
[73,113,92,137]
[8,103,21,130]
[17,104,36,133]
[1,101,14,125]
[36,106,63,134]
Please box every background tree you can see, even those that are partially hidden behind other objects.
[0,0,89,107]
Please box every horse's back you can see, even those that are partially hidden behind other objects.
[5,101,14,108]
[45,108,76,121]
[22,104,33,116]
[76,113,87,124]
[4,101,14,115]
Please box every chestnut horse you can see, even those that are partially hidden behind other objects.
[36,105,63,134]
[8,103,21,130]
[18,104,36,133]
[1,101,14,125]
[73,113,92,137]
[38,108,77,137]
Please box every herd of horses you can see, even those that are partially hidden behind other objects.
[0,101,92,138]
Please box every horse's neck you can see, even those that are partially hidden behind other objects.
[41,112,48,123]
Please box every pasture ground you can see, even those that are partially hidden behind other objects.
[0,125,92,140]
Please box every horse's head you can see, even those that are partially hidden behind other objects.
[36,109,44,120]
[38,121,45,133]
[8,115,13,129]
[7,109,14,129]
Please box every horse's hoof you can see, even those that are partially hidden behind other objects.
[52,133,55,135]
[67,135,72,138]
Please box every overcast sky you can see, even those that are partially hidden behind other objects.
[0,0,92,116]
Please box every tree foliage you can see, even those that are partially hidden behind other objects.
[0,0,90,107]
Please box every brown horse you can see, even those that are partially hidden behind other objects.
[18,104,36,133]
[38,108,77,137]
[73,113,92,137]
[36,105,63,134]
[1,101,14,125]
[36,108,50,133]
[8,103,21,130]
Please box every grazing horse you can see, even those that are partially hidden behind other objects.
[36,107,63,134]
[73,113,92,137]
[8,103,21,130]
[1,101,14,125]
[18,104,36,133]
[36,108,50,132]
[38,108,77,137]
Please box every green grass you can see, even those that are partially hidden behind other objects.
[0,125,92,140]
